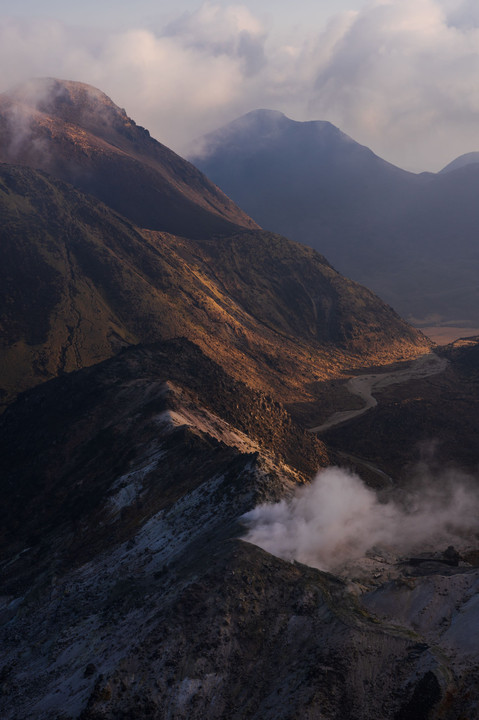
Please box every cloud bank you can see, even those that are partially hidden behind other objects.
[242,466,479,571]
[2,1,479,169]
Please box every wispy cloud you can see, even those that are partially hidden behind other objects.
[2,1,479,170]
[307,0,479,169]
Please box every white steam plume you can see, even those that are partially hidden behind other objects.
[242,467,479,571]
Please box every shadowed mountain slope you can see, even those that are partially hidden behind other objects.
[0,162,429,410]
[191,110,479,327]
[1,83,478,720]
[0,78,258,239]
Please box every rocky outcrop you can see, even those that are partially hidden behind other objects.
[1,340,478,719]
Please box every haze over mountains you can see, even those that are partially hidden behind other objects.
[1,78,479,720]
[191,109,479,332]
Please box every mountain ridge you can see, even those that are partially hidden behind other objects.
[0,331,477,720]
[440,151,479,173]
[0,77,259,239]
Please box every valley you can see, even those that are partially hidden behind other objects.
[309,352,448,433]
[0,78,479,720]
[419,324,479,345]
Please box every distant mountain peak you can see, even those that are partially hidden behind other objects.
[440,151,479,173]
[191,109,479,329]
[216,108,340,131]
[243,108,287,121]
[235,108,293,129]
[190,108,379,166]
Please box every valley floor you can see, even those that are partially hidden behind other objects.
[309,352,447,433]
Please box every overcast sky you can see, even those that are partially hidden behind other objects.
[2,0,479,171]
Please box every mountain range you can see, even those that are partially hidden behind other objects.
[0,80,428,411]
[0,79,478,720]
[190,109,479,332]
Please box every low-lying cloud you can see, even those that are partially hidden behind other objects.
[242,466,479,571]
[2,1,479,169]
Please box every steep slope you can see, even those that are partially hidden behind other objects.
[1,339,477,720]
[0,162,429,411]
[0,78,258,238]
[191,110,479,328]
[0,339,328,586]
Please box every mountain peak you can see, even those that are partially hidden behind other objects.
[440,151,479,174]
[190,108,378,168]
[9,77,115,108]
[237,109,342,135]
[0,77,258,238]
[5,77,135,138]
[238,108,288,125]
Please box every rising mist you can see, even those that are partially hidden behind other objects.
[242,466,479,572]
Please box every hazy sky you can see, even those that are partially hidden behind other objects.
[2,0,479,171]
[1,1,367,31]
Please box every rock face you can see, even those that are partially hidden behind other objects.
[191,109,479,327]
[2,340,478,720]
